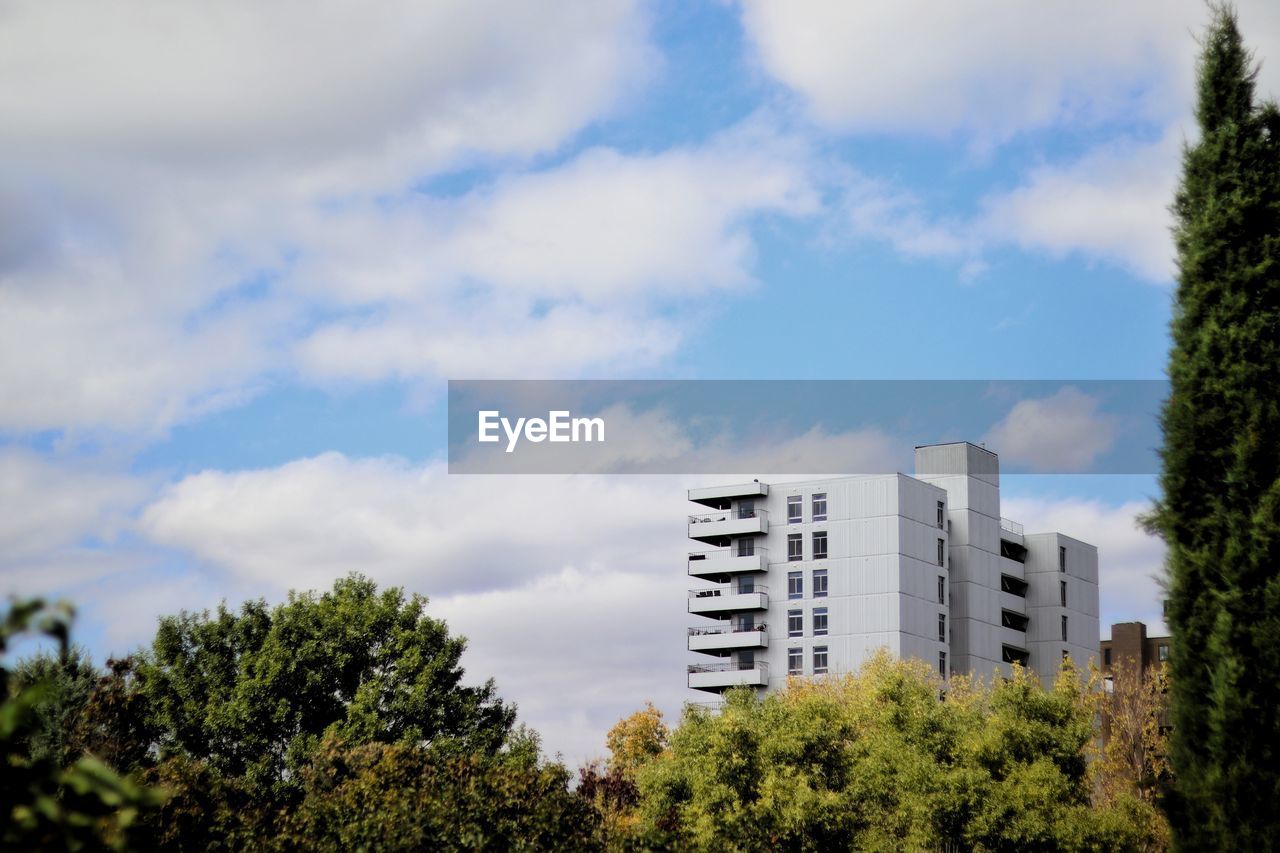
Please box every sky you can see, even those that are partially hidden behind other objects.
[2,0,1279,764]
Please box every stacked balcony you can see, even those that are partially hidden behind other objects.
[687,585,769,616]
[687,547,768,582]
[688,624,769,655]
[688,508,768,546]
[688,660,769,692]
[687,484,771,692]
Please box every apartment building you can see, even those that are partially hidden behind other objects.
[686,441,1100,694]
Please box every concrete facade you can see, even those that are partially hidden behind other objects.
[686,442,1100,695]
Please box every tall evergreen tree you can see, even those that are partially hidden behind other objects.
[1149,5,1280,848]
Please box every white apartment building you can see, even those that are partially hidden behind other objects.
[686,442,1099,695]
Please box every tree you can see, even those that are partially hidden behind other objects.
[8,647,98,769]
[127,573,515,798]
[1145,5,1280,847]
[625,654,1165,851]
[1096,662,1172,814]
[605,702,669,778]
[1,599,164,850]
[281,731,598,851]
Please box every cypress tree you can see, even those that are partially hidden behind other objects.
[1150,5,1280,848]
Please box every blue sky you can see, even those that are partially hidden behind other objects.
[2,0,1278,762]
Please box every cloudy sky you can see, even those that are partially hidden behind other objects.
[3,0,1278,763]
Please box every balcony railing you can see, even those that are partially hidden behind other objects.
[688,660,770,675]
[688,585,768,600]
[1000,517,1024,536]
[688,508,768,524]
[688,624,768,636]
[688,547,768,561]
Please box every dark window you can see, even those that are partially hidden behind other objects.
[738,500,755,519]
[939,651,947,677]
[813,569,828,598]
[813,607,828,636]
[1059,545,1067,572]
[1104,648,1112,666]
[937,538,945,567]
[936,500,945,528]
[788,609,803,637]
[938,613,946,642]
[788,571,803,599]
[788,647,802,675]
[813,646,828,675]
[1062,649,1070,662]
[937,575,946,604]
[788,533,803,561]
[812,531,828,560]
[1061,614,1069,642]
[1060,580,1067,607]
[787,495,802,524]
[737,538,754,557]
[812,493,827,522]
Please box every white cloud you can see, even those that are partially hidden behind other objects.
[139,454,690,596]
[836,131,1179,283]
[980,134,1180,282]
[0,448,146,566]
[0,1,651,178]
[738,1,1280,144]
[984,387,1117,473]
[431,567,690,765]
[1003,493,1166,635]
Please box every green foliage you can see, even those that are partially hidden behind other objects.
[1147,5,1280,848]
[2,599,165,850]
[279,734,598,851]
[625,654,1165,852]
[124,573,516,801]
[9,647,98,769]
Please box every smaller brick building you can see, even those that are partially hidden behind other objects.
[1100,621,1171,675]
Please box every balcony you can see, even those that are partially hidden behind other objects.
[688,660,769,692]
[688,585,769,615]
[688,482,769,510]
[687,548,768,581]
[688,624,769,655]
[688,508,768,545]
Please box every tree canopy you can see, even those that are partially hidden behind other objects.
[1148,5,1280,848]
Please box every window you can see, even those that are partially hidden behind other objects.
[937,575,946,605]
[1158,644,1170,662]
[937,538,945,567]
[788,648,803,675]
[936,500,945,528]
[737,538,754,557]
[939,651,947,677]
[1060,580,1067,607]
[938,613,946,642]
[1104,648,1112,666]
[787,495,802,524]
[813,569,828,598]
[1059,545,1067,572]
[788,571,803,599]
[738,500,755,519]
[788,609,803,637]
[1061,615,1069,642]
[813,607,828,636]
[1062,649,1070,662]
[1162,598,1169,616]
[788,533,803,561]
[812,493,827,522]
[813,646,828,675]
[812,531,828,560]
